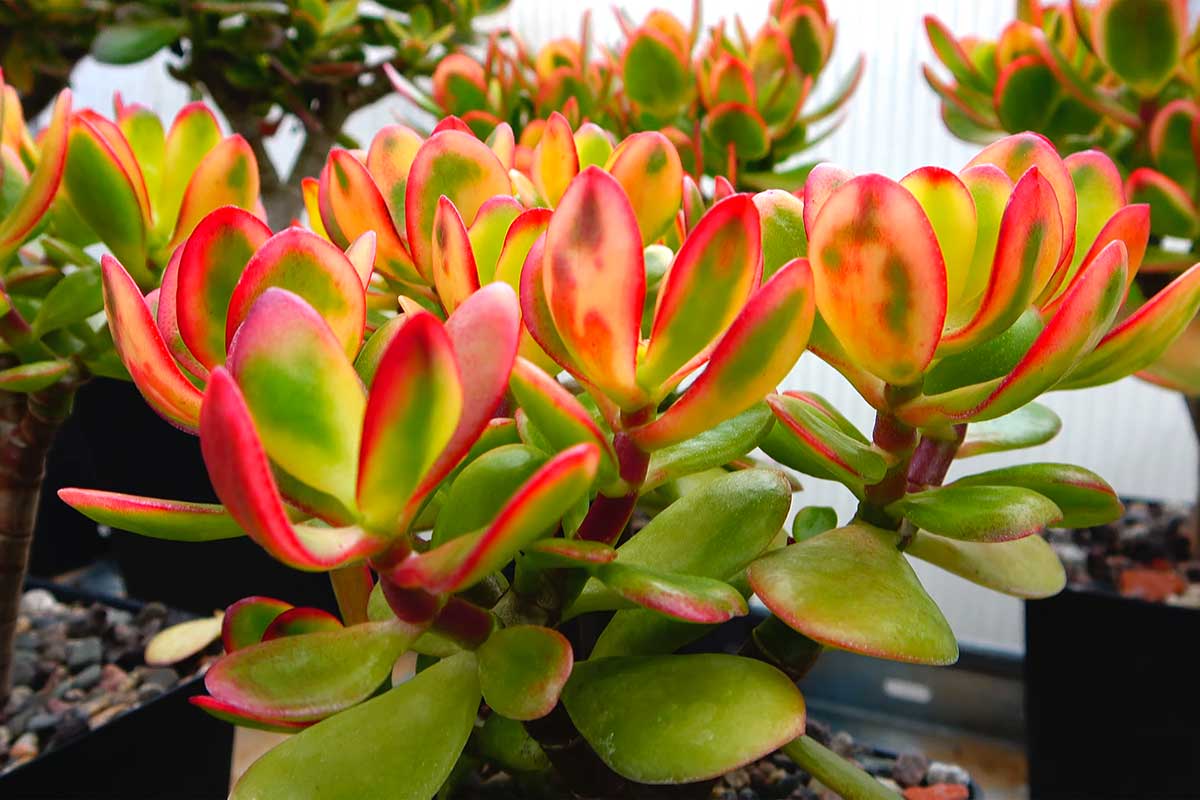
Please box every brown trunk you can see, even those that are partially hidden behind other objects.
[0,384,73,706]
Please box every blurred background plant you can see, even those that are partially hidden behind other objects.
[395,0,862,191]
[924,0,1200,521]
[1,0,509,225]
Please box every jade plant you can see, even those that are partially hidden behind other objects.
[0,80,263,705]
[924,0,1200,521]
[2,0,508,226]
[398,0,863,190]
[57,118,1200,799]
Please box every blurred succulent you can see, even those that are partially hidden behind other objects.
[925,0,1200,534]
[56,117,1200,799]
[3,0,508,226]
[399,0,863,191]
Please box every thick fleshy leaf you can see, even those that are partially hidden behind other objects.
[605,132,684,245]
[958,165,1015,308]
[493,208,552,291]
[65,113,150,284]
[1093,0,1186,95]
[630,259,814,450]
[927,309,1044,395]
[320,149,417,283]
[101,255,204,431]
[1064,151,1126,287]
[222,596,292,652]
[570,469,790,617]
[762,392,886,489]
[900,166,976,308]
[225,228,366,360]
[468,197,523,284]
[0,360,70,392]
[206,621,412,721]
[958,402,1061,457]
[531,112,578,207]
[563,654,805,783]
[418,283,522,502]
[230,652,479,800]
[228,288,365,509]
[176,206,272,370]
[907,530,1066,599]
[57,489,249,542]
[807,175,946,385]
[1127,167,1198,238]
[755,190,808,279]
[1150,99,1199,191]
[261,607,343,641]
[431,196,480,312]
[940,167,1063,354]
[405,130,511,283]
[622,29,692,116]
[783,737,901,800]
[801,163,852,237]
[793,506,839,543]
[157,102,221,237]
[925,15,991,93]
[389,444,599,592]
[169,136,259,247]
[0,90,70,263]
[523,538,618,569]
[705,102,770,161]
[749,524,959,664]
[887,485,1062,542]
[344,231,376,289]
[1061,262,1200,388]
[592,563,748,623]
[642,404,773,492]
[509,357,617,474]
[542,167,645,408]
[966,133,1077,271]
[201,369,382,569]
[432,444,547,546]
[191,695,311,733]
[145,615,222,666]
[477,625,573,721]
[949,463,1121,527]
[639,194,763,392]
[364,124,423,231]
[356,312,462,532]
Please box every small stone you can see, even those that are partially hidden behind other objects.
[805,719,832,747]
[4,686,33,717]
[88,703,130,729]
[26,712,62,736]
[109,622,140,648]
[13,630,39,651]
[903,785,969,800]
[139,666,179,691]
[47,709,88,748]
[830,731,856,758]
[925,762,971,786]
[892,752,929,787]
[877,778,902,791]
[65,637,103,672]
[70,663,103,692]
[725,769,751,790]
[10,651,36,688]
[136,683,165,703]
[737,790,757,800]
[858,755,895,777]
[98,664,130,693]
[135,602,168,628]
[0,724,11,752]
[9,731,38,763]
[19,589,59,617]
[65,605,108,639]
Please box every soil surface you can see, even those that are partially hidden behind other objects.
[0,588,217,772]
[459,719,976,799]
[1046,499,1200,605]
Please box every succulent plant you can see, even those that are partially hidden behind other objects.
[924,0,1200,526]
[400,0,863,192]
[56,114,1200,798]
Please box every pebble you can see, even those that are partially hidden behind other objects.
[140,666,179,691]
[1118,568,1186,602]
[892,752,929,787]
[830,731,857,758]
[4,686,33,717]
[19,589,59,616]
[10,651,37,687]
[98,664,131,693]
[136,684,165,703]
[26,712,62,735]
[925,762,971,786]
[903,785,970,800]
[70,663,103,692]
[65,637,103,672]
[8,732,38,763]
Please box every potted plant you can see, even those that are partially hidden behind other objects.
[394,0,863,192]
[58,111,1200,797]
[1,0,510,226]
[924,2,1200,793]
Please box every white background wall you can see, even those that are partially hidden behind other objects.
[61,1,1198,651]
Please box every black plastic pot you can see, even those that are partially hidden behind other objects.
[1,581,233,800]
[39,377,336,614]
[1025,586,1200,798]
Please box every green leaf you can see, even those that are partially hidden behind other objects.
[569,469,790,617]
[206,621,417,721]
[622,31,691,115]
[432,444,547,546]
[887,485,1062,543]
[91,20,187,65]
[475,713,551,773]
[792,506,838,543]
[783,736,902,800]
[563,654,805,783]
[591,562,748,623]
[906,530,1065,599]
[749,524,958,665]
[477,625,572,721]
[957,402,1061,457]
[949,463,1121,528]
[642,404,773,492]
[761,392,886,490]
[0,359,70,392]
[33,267,102,335]
[231,652,480,800]
[591,608,717,660]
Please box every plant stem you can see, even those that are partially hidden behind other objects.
[906,424,967,492]
[523,703,629,799]
[859,413,917,530]
[575,423,651,545]
[0,382,75,706]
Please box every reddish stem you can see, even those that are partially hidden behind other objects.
[907,425,967,492]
